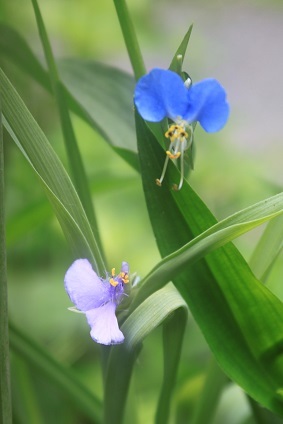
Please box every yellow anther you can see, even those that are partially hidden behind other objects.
[109,277,118,287]
[111,268,115,277]
[165,124,188,142]
[118,271,129,284]
[166,151,181,159]
[156,179,162,186]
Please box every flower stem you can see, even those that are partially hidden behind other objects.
[191,358,227,424]
[31,0,106,274]
[0,104,12,424]
[113,0,146,80]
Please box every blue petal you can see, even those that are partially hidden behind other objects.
[134,68,189,122]
[86,302,124,345]
[64,259,109,311]
[184,79,229,132]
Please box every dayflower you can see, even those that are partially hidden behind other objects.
[134,68,229,190]
[64,259,129,345]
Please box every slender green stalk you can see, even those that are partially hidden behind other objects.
[31,0,105,270]
[191,358,227,424]
[113,0,146,80]
[0,104,12,423]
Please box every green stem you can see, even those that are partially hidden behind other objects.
[113,0,146,80]
[31,0,106,273]
[0,104,12,423]
[191,358,227,424]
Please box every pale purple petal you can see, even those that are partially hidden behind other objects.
[121,261,129,274]
[64,259,109,311]
[86,302,124,345]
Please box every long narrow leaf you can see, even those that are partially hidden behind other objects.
[104,284,188,424]
[9,323,102,423]
[0,68,104,273]
[0,96,12,424]
[0,23,138,170]
[31,0,103,254]
[249,214,283,282]
[135,113,283,415]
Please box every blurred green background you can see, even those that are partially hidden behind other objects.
[2,0,283,422]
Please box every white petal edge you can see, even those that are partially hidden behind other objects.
[86,302,124,345]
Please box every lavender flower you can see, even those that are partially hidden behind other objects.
[64,259,129,345]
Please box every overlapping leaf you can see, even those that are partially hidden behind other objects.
[0,23,138,170]
[135,113,283,415]
[104,284,188,424]
[0,68,104,273]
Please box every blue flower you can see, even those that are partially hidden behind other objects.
[134,68,229,189]
[64,259,129,345]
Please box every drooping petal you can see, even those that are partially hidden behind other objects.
[134,68,189,122]
[64,259,109,312]
[86,302,124,345]
[184,78,229,132]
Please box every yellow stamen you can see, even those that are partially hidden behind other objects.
[110,277,118,287]
[166,151,181,159]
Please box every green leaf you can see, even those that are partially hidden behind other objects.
[0,67,105,274]
[155,307,188,424]
[9,323,102,423]
[0,23,50,90]
[31,0,103,251]
[191,359,228,424]
[249,214,283,282]
[169,24,193,74]
[135,113,283,416]
[104,284,188,424]
[132,190,283,307]
[0,22,137,165]
[0,23,138,170]
[0,93,12,424]
[58,59,136,153]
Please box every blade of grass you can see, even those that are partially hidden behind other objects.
[31,0,104,256]
[131,190,283,309]
[155,308,187,424]
[0,23,138,169]
[9,322,102,423]
[11,356,44,424]
[191,359,228,424]
[0,67,105,273]
[104,284,188,424]
[249,214,283,282]
[113,0,146,80]
[0,101,12,424]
